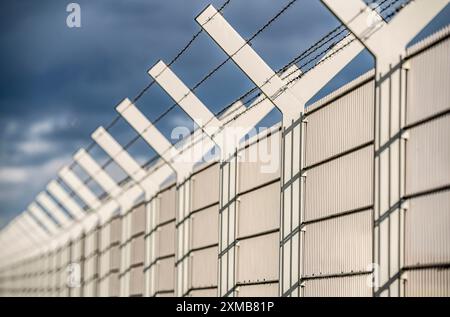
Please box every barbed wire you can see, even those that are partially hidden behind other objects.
[56,0,408,208]
[107,0,410,199]
[92,0,303,184]
[129,0,303,169]
[159,0,410,164]
[66,0,299,198]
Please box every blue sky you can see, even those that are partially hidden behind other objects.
[0,0,449,228]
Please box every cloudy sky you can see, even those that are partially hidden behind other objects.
[0,0,449,229]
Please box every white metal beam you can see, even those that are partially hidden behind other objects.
[116,98,180,169]
[91,126,148,183]
[92,127,160,198]
[321,0,449,68]
[27,203,59,235]
[148,60,221,135]
[74,148,142,214]
[195,5,303,124]
[21,212,50,240]
[47,180,85,220]
[74,148,121,197]
[14,219,43,252]
[36,192,71,227]
[59,166,101,210]
[16,216,45,244]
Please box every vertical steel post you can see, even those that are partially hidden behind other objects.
[195,3,367,296]
[320,0,448,297]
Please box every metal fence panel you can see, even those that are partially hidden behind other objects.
[303,210,372,277]
[304,146,373,222]
[406,115,450,196]
[238,130,281,194]
[156,256,175,295]
[237,232,279,284]
[191,246,218,290]
[110,245,121,270]
[303,275,372,297]
[131,204,146,236]
[192,164,220,211]
[238,182,280,238]
[109,272,120,297]
[188,288,217,297]
[192,205,219,249]
[407,39,450,126]
[158,221,175,258]
[129,266,144,296]
[405,269,450,297]
[160,185,176,223]
[237,283,278,297]
[130,235,145,265]
[305,81,374,167]
[405,190,450,266]
[111,217,122,244]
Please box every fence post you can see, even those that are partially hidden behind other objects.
[91,127,151,297]
[320,0,449,297]
[195,3,370,296]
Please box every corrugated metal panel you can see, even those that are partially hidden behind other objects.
[84,230,97,259]
[158,221,175,258]
[99,250,110,280]
[160,186,176,223]
[238,182,280,238]
[188,288,217,297]
[131,204,146,236]
[156,256,175,293]
[238,131,281,193]
[129,266,144,296]
[191,246,218,289]
[59,245,70,296]
[98,278,108,297]
[407,38,450,125]
[305,82,374,166]
[109,272,120,297]
[305,146,373,221]
[71,238,83,263]
[192,205,219,249]
[237,232,278,284]
[84,256,96,281]
[83,281,96,297]
[303,275,372,297]
[99,223,111,252]
[406,115,450,195]
[111,217,122,244]
[155,291,174,297]
[304,210,372,277]
[130,235,145,265]
[237,283,278,297]
[192,164,220,210]
[405,190,450,266]
[405,269,450,297]
[110,245,121,270]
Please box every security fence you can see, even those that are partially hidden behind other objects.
[0,0,449,297]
